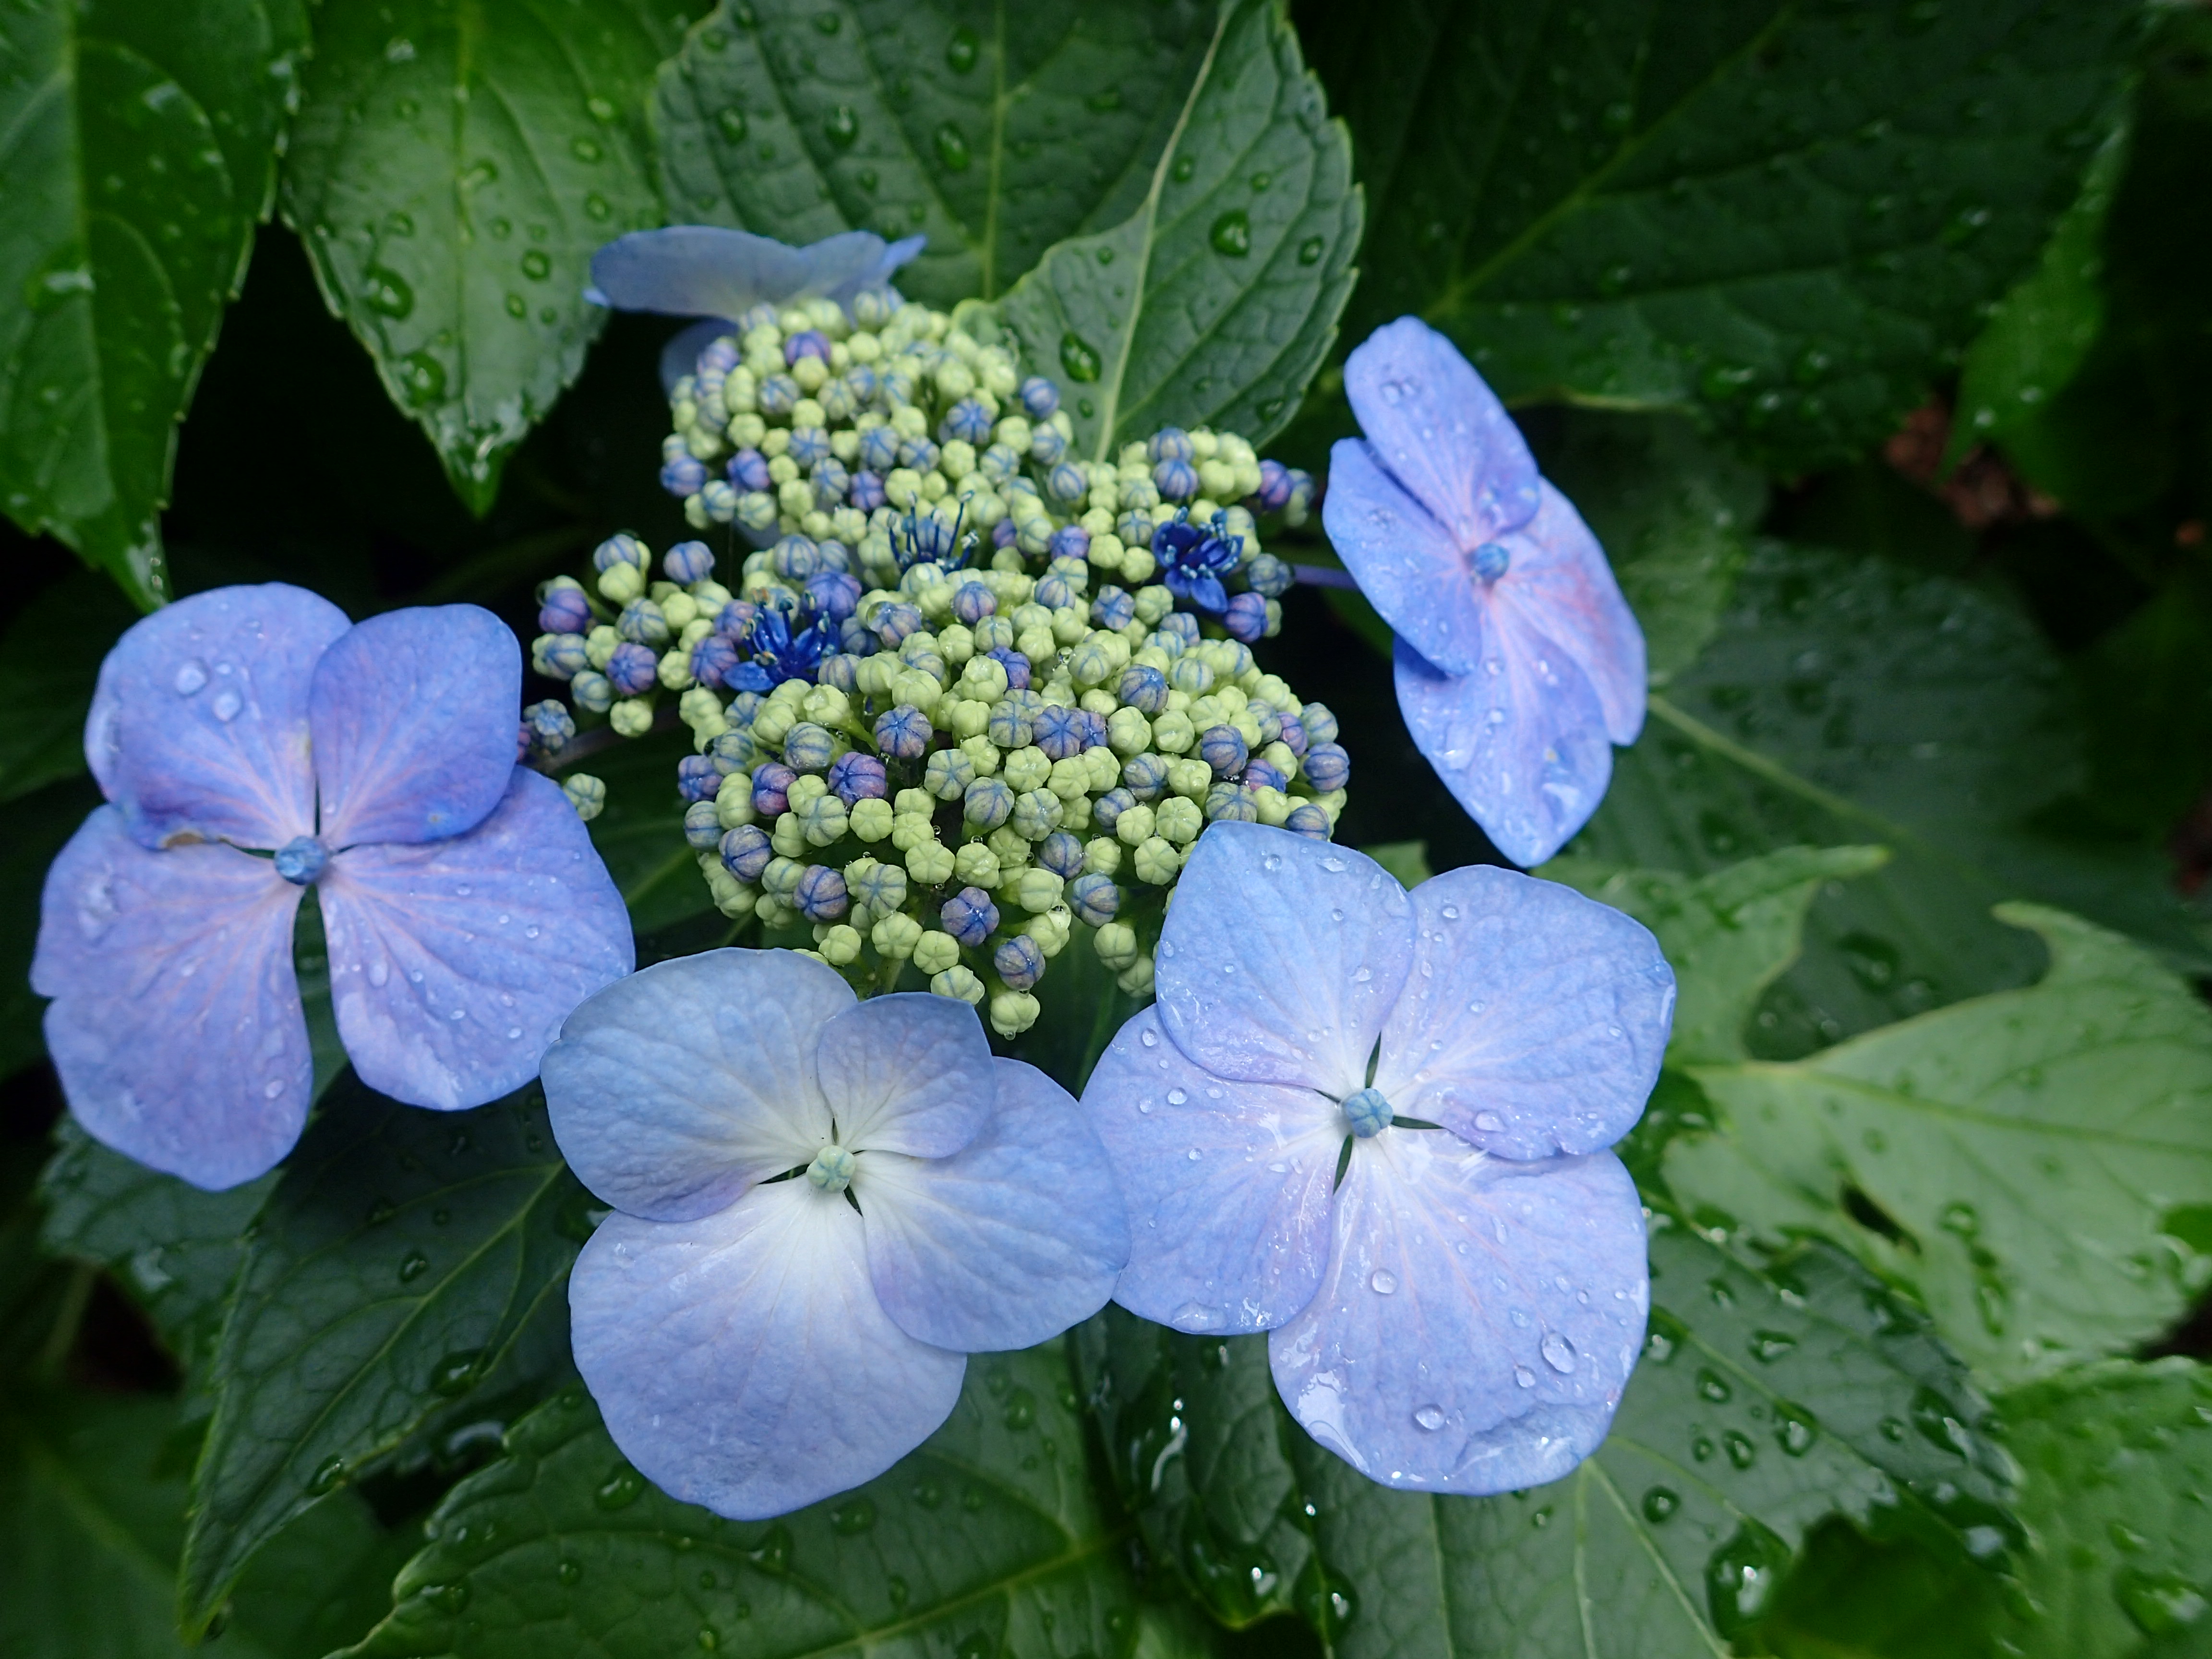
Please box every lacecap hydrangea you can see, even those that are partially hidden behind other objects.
[528,287,1346,1038]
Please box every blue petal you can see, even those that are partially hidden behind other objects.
[311,605,521,847]
[1269,1135,1647,1495]
[816,992,995,1158]
[1342,316,1540,545]
[1083,1006,1339,1334]
[824,232,926,310]
[658,316,740,395]
[545,949,854,1222]
[1497,481,1646,745]
[589,227,923,322]
[1392,634,1613,868]
[33,807,310,1190]
[318,770,633,1112]
[93,583,350,850]
[1377,867,1674,1158]
[861,1058,1128,1352]
[571,1184,967,1520]
[1321,438,1490,675]
[1154,822,1414,1095]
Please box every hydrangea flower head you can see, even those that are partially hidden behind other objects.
[544,949,1130,1519]
[1322,318,1647,866]
[34,585,635,1190]
[1082,822,1674,1494]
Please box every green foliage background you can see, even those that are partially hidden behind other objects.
[1,1,2209,1655]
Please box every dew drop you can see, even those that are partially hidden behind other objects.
[1540,1332,1576,1373]
[1413,1404,1444,1431]
[1140,1028,1158,1047]
[1474,1111,1504,1132]
[173,659,208,695]
[1514,1364,1536,1388]
[1370,1269,1397,1295]
[1298,235,1324,265]
[399,1250,430,1282]
[1167,1087,1188,1105]
[212,690,241,722]
[1059,331,1101,383]
[934,122,971,171]
[363,265,414,318]
[1210,210,1251,257]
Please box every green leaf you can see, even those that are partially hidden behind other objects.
[980,0,1360,457]
[1357,840,1432,890]
[0,1386,408,1659]
[1571,540,2212,1057]
[1299,0,2131,473]
[1673,905,2212,1387]
[340,1345,1171,1659]
[1752,1515,2012,1659]
[178,1076,588,1635]
[0,0,307,607]
[1535,411,1767,686]
[1995,1359,2212,1659]
[1945,128,2127,470]
[37,1121,274,1370]
[1082,1226,2013,1658]
[653,0,1220,306]
[1541,846,1891,1068]
[0,566,139,801]
[279,0,683,514]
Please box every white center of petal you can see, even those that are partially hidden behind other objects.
[806,1144,858,1194]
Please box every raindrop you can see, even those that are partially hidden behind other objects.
[398,350,445,406]
[594,1464,646,1509]
[1642,1487,1679,1523]
[1167,1087,1188,1106]
[1750,1330,1797,1362]
[1513,1364,1535,1388]
[557,1559,583,1587]
[1413,1405,1444,1431]
[430,1349,485,1395]
[1298,235,1324,265]
[1723,1431,1756,1469]
[717,107,747,144]
[399,1250,430,1282]
[1705,1522,1791,1639]
[369,959,390,986]
[1172,155,1195,183]
[934,122,971,171]
[1474,1112,1504,1132]
[829,1498,876,1535]
[212,690,242,722]
[1210,210,1251,257]
[1370,1269,1397,1295]
[173,660,207,695]
[945,26,979,71]
[2115,1569,2210,1638]
[521,250,553,281]
[1696,1368,1732,1403]
[1540,1332,1575,1373]
[824,105,858,149]
[362,265,414,318]
[308,1456,347,1494]
[1140,1028,1158,1047]
[1059,332,1101,383]
[571,136,602,163]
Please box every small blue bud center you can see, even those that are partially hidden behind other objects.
[274,836,330,886]
[1472,542,1512,583]
[1342,1087,1393,1138]
[807,1144,858,1193]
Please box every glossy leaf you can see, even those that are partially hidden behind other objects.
[0,0,307,607]
[279,0,683,513]
[1571,540,2212,1055]
[178,1075,587,1635]
[1081,1225,2013,1658]
[1298,0,2131,473]
[1995,1360,2212,1659]
[1676,905,2212,1386]
[341,1345,1175,1659]
[982,0,1360,457]
[1544,845,1890,1068]
[654,0,1218,306]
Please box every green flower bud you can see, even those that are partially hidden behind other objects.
[1116,955,1156,997]
[1047,756,1090,801]
[1132,835,1180,884]
[935,966,988,1005]
[1013,868,1064,914]
[753,701,796,745]
[1094,922,1139,970]
[1115,802,1157,846]
[788,773,829,810]
[563,773,607,821]
[1029,908,1071,957]
[988,990,1040,1038]
[1152,710,1194,753]
[1253,785,1293,826]
[769,814,805,859]
[1083,836,1123,876]
[1156,796,1203,845]
[913,929,962,975]
[1167,757,1212,800]
[1082,745,1120,792]
[761,856,805,898]
[954,842,1002,888]
[1106,707,1152,756]
[598,563,646,605]
[850,796,894,842]
[610,698,654,738]
[959,654,1010,701]
[817,924,863,965]
[715,772,757,829]
[1002,745,1051,793]
[890,810,938,852]
[948,697,993,740]
[986,825,1032,870]
[872,912,924,960]
[796,793,848,846]
[1069,637,1116,687]
[1011,789,1063,840]
[959,733,1002,775]
[906,838,956,886]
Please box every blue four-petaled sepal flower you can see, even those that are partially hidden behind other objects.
[1151,513,1243,615]
[543,950,1131,1519]
[1322,318,1647,867]
[33,584,636,1191]
[1080,821,1675,1495]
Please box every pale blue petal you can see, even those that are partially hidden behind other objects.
[1377,867,1674,1159]
[816,992,995,1158]
[33,807,310,1190]
[318,770,633,1112]
[1343,317,1540,546]
[545,949,851,1222]
[572,1185,967,1520]
[1496,481,1646,745]
[659,316,739,395]
[589,227,918,321]
[1321,438,1489,674]
[823,232,926,309]
[1084,1006,1339,1334]
[1393,634,1613,869]
[861,1058,1128,1352]
[95,583,349,850]
[1154,822,1414,1095]
[310,606,521,848]
[1269,1135,1647,1495]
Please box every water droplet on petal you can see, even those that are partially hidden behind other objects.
[1514,1364,1536,1388]
[1541,1333,1576,1373]
[1167,1087,1188,1106]
[173,660,207,695]
[1414,1404,1445,1431]
[1370,1270,1397,1295]
[211,690,241,722]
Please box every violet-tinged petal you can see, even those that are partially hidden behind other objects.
[33,807,310,1190]
[310,605,521,847]
[544,949,854,1222]
[1495,481,1646,745]
[815,992,995,1159]
[658,315,736,396]
[1268,1135,1647,1495]
[95,583,348,851]
[317,770,633,1112]
[1376,866,1674,1159]
[1342,316,1540,546]
[1154,822,1414,1095]
[1392,634,1613,869]
[861,1058,1128,1353]
[589,227,919,322]
[571,1186,966,1521]
[824,232,926,310]
[1322,438,1488,674]
[1084,1006,1339,1334]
